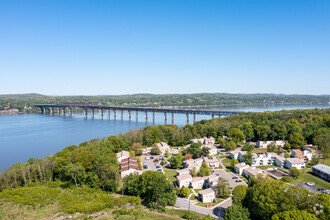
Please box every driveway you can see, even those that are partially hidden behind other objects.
[174,198,218,218]
[294,183,323,193]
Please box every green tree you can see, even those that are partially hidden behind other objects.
[217,136,226,147]
[123,174,141,196]
[271,210,317,220]
[139,171,176,209]
[289,167,300,178]
[198,162,211,177]
[66,162,85,188]
[256,125,270,141]
[137,157,142,170]
[243,124,254,141]
[228,128,246,144]
[151,145,161,155]
[224,141,236,151]
[232,185,248,205]
[241,143,254,152]
[243,152,252,165]
[170,153,183,169]
[164,150,170,158]
[217,177,231,198]
[288,132,305,149]
[283,142,291,150]
[190,167,197,177]
[224,204,250,220]
[179,186,190,198]
[267,142,277,152]
[231,159,239,168]
[284,152,290,158]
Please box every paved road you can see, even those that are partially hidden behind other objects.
[175,198,218,218]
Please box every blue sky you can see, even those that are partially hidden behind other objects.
[0,0,329,95]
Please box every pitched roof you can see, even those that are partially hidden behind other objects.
[243,167,264,176]
[286,158,305,164]
[313,164,330,174]
[292,149,307,159]
[199,188,214,195]
[235,163,249,169]
[177,174,192,181]
[191,176,206,183]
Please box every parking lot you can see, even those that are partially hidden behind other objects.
[141,155,163,173]
[212,169,247,188]
[294,183,324,193]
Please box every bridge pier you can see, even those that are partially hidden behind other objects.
[145,111,148,122]
[211,114,214,119]
[83,109,87,119]
[50,107,53,115]
[136,111,138,121]
[152,111,155,123]
[128,111,131,121]
[107,110,110,120]
[193,113,196,124]
[91,109,94,119]
[68,108,72,116]
[42,107,46,114]
[99,109,103,119]
[61,108,65,116]
[164,112,167,125]
[171,112,174,125]
[113,110,116,120]
[57,108,60,115]
[121,111,123,120]
[186,113,189,124]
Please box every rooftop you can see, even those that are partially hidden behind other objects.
[199,188,215,195]
[313,164,330,174]
[177,174,192,181]
[235,163,249,169]
[292,149,307,160]
[286,158,305,164]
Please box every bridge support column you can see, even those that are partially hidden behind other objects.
[152,111,155,123]
[113,110,116,120]
[69,108,72,116]
[136,111,138,121]
[128,111,131,121]
[171,112,174,125]
[218,114,221,118]
[50,107,53,115]
[211,114,214,119]
[193,113,196,124]
[57,108,60,115]
[186,113,189,124]
[42,107,46,114]
[164,112,167,125]
[107,110,110,120]
[145,111,148,122]
[91,109,94,119]
[61,108,65,116]
[121,111,123,120]
[99,109,103,119]
[83,109,87,119]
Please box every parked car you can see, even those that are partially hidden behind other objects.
[145,157,150,160]
[150,156,154,159]
[232,176,238,179]
[157,169,162,172]
[236,180,242,182]
[323,189,330,195]
[143,165,148,169]
[156,165,161,169]
[306,182,315,186]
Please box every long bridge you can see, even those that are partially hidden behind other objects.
[34,103,254,124]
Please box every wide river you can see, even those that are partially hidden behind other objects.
[0,104,328,171]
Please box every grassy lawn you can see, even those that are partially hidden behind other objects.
[257,165,278,170]
[218,155,227,159]
[193,188,203,194]
[320,158,330,166]
[222,158,231,165]
[163,167,177,183]
[195,199,223,208]
[252,148,267,153]
[291,171,330,190]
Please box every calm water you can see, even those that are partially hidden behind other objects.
[0,104,328,171]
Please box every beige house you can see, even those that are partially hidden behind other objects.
[198,188,215,203]
[191,176,207,189]
[234,163,250,175]
[271,153,286,168]
[176,174,192,188]
[120,157,141,178]
[156,142,170,154]
[256,140,287,148]
[183,158,203,169]
[206,174,219,187]
[116,150,130,163]
[177,168,190,176]
[203,156,219,168]
[229,150,242,160]
[285,158,305,169]
[242,166,266,179]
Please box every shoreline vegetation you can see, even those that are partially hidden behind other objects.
[0,93,329,113]
[0,108,329,219]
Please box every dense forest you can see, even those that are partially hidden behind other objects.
[0,93,329,112]
[0,108,329,219]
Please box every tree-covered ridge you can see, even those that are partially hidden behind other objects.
[0,93,329,112]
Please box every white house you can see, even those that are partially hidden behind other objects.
[116,150,130,163]
[302,146,315,161]
[237,151,248,162]
[202,145,217,156]
[142,147,152,155]
[256,140,287,148]
[285,158,305,169]
[156,142,170,154]
[251,153,274,166]
[203,156,220,168]
[229,150,241,160]
[198,188,215,203]
[271,153,286,168]
[190,137,215,145]
[177,168,190,176]
[176,174,192,188]
[291,149,308,163]
[205,174,218,187]
[191,176,207,189]
[234,163,250,175]
[169,148,179,155]
[183,158,203,169]
[242,166,266,179]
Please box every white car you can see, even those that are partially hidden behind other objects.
[306,182,315,186]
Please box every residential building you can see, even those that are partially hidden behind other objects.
[191,176,207,189]
[183,158,203,169]
[291,149,308,163]
[156,142,170,154]
[203,156,220,168]
[120,157,141,178]
[234,163,250,175]
[251,153,273,166]
[284,158,305,169]
[302,145,316,161]
[271,153,286,168]
[190,137,215,145]
[176,174,192,188]
[116,150,130,163]
[198,188,215,203]
[202,145,217,156]
[142,147,152,155]
[205,174,218,188]
[177,168,190,176]
[256,140,287,148]
[229,150,241,160]
[312,164,330,182]
[242,166,266,179]
[169,148,179,155]
[238,151,248,162]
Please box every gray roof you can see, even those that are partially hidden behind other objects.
[313,164,330,174]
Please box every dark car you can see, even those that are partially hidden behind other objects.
[232,176,238,179]
[236,179,242,182]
